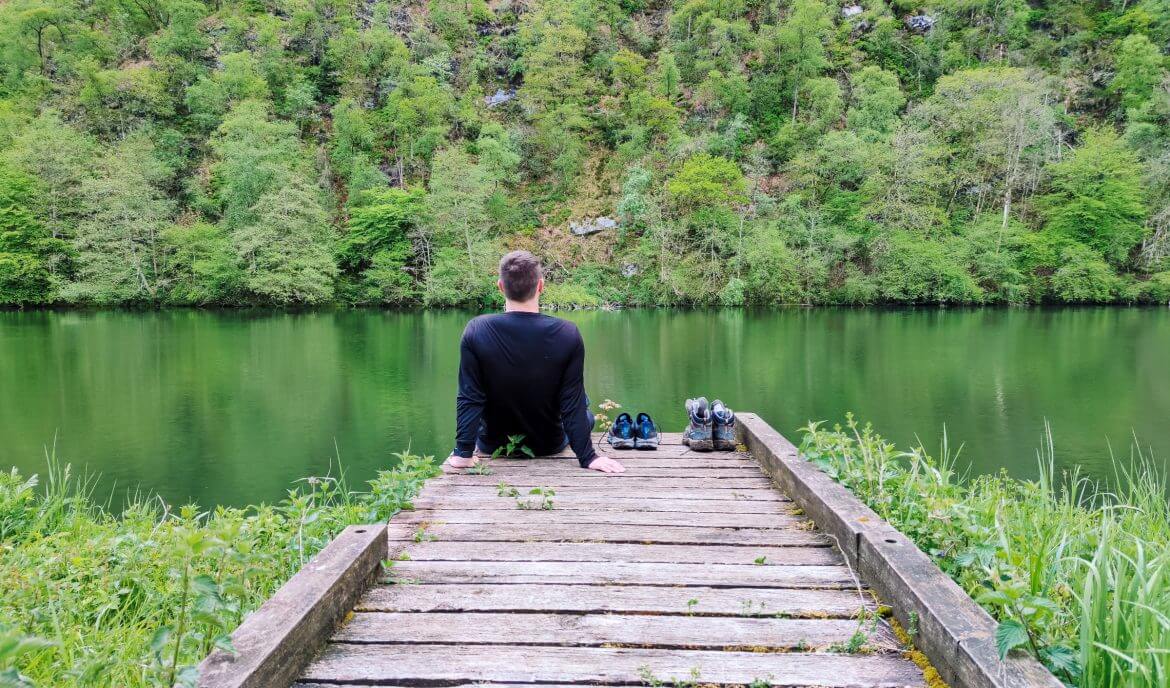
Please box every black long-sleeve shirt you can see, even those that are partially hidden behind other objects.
[454,312,598,467]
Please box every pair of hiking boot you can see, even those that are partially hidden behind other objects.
[604,412,660,450]
[683,397,736,452]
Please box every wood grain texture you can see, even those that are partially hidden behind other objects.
[387,521,831,546]
[356,583,876,617]
[385,559,858,587]
[398,540,842,565]
[334,611,896,649]
[398,508,808,528]
[412,495,794,513]
[419,485,785,501]
[481,455,758,467]
[436,474,774,487]
[300,644,925,687]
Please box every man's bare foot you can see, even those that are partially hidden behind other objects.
[443,453,480,472]
[586,455,625,473]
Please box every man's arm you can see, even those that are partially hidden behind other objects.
[449,325,485,468]
[559,329,623,473]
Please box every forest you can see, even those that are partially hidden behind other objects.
[1,0,1169,307]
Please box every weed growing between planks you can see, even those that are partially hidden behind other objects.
[0,448,440,687]
[800,415,1170,687]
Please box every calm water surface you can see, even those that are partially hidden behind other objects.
[1,308,1167,507]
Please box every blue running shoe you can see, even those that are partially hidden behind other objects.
[634,412,660,450]
[605,412,636,450]
[682,397,713,452]
[711,400,736,451]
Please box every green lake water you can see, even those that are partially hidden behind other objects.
[1,308,1167,507]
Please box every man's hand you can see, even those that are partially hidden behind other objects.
[443,453,480,472]
[587,455,625,473]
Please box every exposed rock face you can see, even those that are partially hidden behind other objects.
[621,263,639,278]
[484,89,517,107]
[905,14,936,32]
[569,216,618,236]
[842,5,863,18]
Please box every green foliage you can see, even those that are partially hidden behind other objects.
[0,450,440,686]
[667,154,748,211]
[0,163,67,305]
[0,0,1164,307]
[801,416,1170,686]
[1041,129,1148,265]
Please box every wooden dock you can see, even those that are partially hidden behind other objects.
[200,414,1061,688]
[293,431,925,687]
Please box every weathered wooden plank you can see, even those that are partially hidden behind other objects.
[398,541,841,566]
[450,466,764,477]
[420,484,784,501]
[592,432,687,444]
[388,521,830,546]
[197,525,386,688]
[398,508,808,528]
[300,644,924,687]
[437,474,773,487]
[535,443,711,457]
[480,456,759,468]
[413,495,794,513]
[357,582,875,617]
[385,560,857,587]
[334,611,895,649]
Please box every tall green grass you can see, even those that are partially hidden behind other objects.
[0,447,439,687]
[800,416,1170,687]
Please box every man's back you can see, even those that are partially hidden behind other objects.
[455,311,596,463]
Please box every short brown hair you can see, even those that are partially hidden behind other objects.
[499,250,543,301]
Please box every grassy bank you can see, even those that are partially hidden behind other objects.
[800,417,1169,688]
[0,450,439,687]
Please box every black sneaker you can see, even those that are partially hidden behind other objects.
[682,397,714,452]
[605,412,636,450]
[711,400,736,451]
[634,412,660,450]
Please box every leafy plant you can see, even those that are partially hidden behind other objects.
[517,487,555,510]
[492,435,534,459]
[800,416,1170,686]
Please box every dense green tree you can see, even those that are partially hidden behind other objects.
[1040,129,1147,265]
[236,177,336,305]
[1110,34,1166,116]
[62,141,174,303]
[770,0,833,122]
[161,222,243,305]
[846,67,905,138]
[0,163,68,304]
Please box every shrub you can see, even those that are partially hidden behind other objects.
[800,417,1170,686]
[1,451,440,686]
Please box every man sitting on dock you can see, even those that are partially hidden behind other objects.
[444,251,625,474]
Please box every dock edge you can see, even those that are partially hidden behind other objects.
[737,413,1061,688]
[196,524,387,688]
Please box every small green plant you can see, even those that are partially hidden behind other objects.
[637,665,662,687]
[753,555,767,565]
[496,481,519,498]
[466,461,494,475]
[748,676,773,688]
[492,434,534,459]
[517,486,555,510]
[685,598,699,615]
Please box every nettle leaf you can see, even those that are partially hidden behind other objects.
[1039,644,1081,679]
[995,619,1030,659]
[149,626,172,655]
